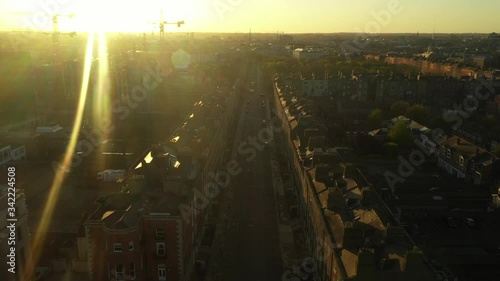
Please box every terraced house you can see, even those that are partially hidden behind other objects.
[273,75,440,281]
[437,135,500,184]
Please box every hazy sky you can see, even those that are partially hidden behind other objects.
[0,0,498,33]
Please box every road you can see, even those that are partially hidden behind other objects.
[214,62,283,281]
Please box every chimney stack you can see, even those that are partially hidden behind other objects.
[457,138,461,145]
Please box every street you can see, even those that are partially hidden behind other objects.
[209,62,283,281]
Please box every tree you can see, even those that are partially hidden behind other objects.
[388,120,413,146]
[407,104,431,125]
[493,146,500,158]
[390,100,410,117]
[482,114,499,128]
[368,109,383,129]
[384,142,399,158]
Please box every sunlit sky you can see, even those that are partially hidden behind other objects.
[0,0,499,33]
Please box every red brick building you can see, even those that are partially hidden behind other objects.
[85,181,194,281]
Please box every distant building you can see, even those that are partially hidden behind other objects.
[375,75,422,103]
[368,115,432,142]
[301,79,329,97]
[437,136,500,184]
[293,48,326,60]
[0,51,35,124]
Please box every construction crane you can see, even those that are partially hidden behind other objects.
[148,9,184,40]
[10,12,76,44]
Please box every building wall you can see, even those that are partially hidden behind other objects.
[86,223,144,281]
[302,80,329,97]
[0,189,32,281]
[273,81,344,281]
[384,56,492,78]
[143,217,180,281]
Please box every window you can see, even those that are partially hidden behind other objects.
[158,265,167,280]
[113,243,122,252]
[156,228,165,239]
[446,149,451,158]
[459,156,464,166]
[115,264,124,280]
[128,241,134,251]
[471,161,475,170]
[157,243,165,256]
[129,262,136,280]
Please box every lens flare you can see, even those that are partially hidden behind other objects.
[24,32,95,280]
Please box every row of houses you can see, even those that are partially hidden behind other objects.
[381,54,499,78]
[292,73,499,111]
[272,75,440,281]
[77,80,240,281]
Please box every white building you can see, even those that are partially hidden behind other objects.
[293,48,327,60]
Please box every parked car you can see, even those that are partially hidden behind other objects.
[463,217,475,227]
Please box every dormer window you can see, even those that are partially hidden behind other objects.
[459,156,464,166]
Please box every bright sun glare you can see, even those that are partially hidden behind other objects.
[73,0,195,32]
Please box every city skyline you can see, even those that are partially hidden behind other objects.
[0,0,499,34]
